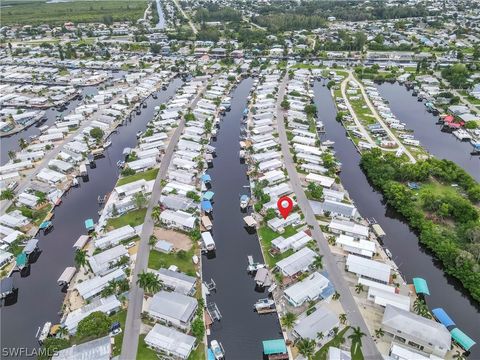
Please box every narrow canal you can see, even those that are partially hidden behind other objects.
[0,78,183,358]
[155,0,166,29]
[313,81,480,359]
[202,78,282,359]
[376,83,480,182]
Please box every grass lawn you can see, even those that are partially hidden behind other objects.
[188,343,205,360]
[110,310,127,357]
[117,168,159,186]
[313,326,350,360]
[9,204,53,227]
[258,225,298,267]
[1,0,147,26]
[107,208,146,230]
[148,248,196,276]
[137,334,158,360]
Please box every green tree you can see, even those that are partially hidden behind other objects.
[74,249,88,269]
[137,271,162,295]
[152,206,161,224]
[191,316,205,340]
[89,127,104,141]
[339,313,347,324]
[312,255,323,270]
[296,338,316,359]
[18,138,28,149]
[76,311,112,341]
[281,312,297,329]
[348,326,366,354]
[0,189,15,200]
[39,338,69,360]
[133,192,147,209]
[354,283,365,294]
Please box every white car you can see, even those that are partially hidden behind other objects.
[126,241,136,249]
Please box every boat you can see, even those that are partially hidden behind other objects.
[385,248,393,259]
[210,340,225,360]
[152,93,158,99]
[136,131,143,138]
[72,178,79,187]
[240,194,249,209]
[254,298,275,312]
[104,140,112,148]
[116,160,125,168]
[39,221,52,232]
[192,255,199,264]
[267,283,277,293]
[37,322,52,344]
[247,255,265,273]
[323,140,335,147]
[142,102,147,108]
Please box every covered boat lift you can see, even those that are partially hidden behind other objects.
[263,339,288,360]
[84,218,94,232]
[73,235,89,250]
[450,328,476,352]
[243,215,257,228]
[432,308,455,328]
[412,277,430,296]
[57,267,76,286]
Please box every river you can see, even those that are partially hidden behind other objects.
[202,78,282,359]
[313,81,480,359]
[0,78,183,358]
[155,0,166,29]
[376,83,480,182]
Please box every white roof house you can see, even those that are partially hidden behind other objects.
[382,304,451,357]
[284,272,330,307]
[64,295,121,334]
[88,245,129,275]
[336,234,375,258]
[36,168,67,184]
[276,247,316,277]
[114,179,149,198]
[55,336,111,360]
[271,230,312,253]
[293,306,339,340]
[367,287,411,311]
[159,210,196,231]
[146,291,198,330]
[267,212,302,233]
[75,269,125,300]
[305,173,335,188]
[328,219,369,239]
[0,211,29,228]
[144,324,196,360]
[94,225,136,250]
[156,268,196,296]
[346,254,391,284]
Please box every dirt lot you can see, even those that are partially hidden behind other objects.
[152,228,192,251]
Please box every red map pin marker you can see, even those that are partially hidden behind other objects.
[277,196,293,219]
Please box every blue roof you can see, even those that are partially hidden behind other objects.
[201,174,211,182]
[39,221,52,230]
[84,218,94,230]
[207,349,215,360]
[432,308,455,328]
[201,200,213,212]
[263,339,287,355]
[412,277,430,295]
[203,191,215,201]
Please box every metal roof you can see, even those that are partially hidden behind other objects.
[148,291,197,323]
[450,328,476,351]
[262,339,287,355]
[412,277,430,295]
[55,335,111,360]
[432,308,455,328]
[144,324,195,359]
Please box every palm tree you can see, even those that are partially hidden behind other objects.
[18,138,27,150]
[152,206,161,224]
[133,192,147,209]
[354,283,365,294]
[74,249,88,270]
[332,291,340,301]
[281,312,297,330]
[312,255,323,270]
[0,189,15,201]
[316,331,324,342]
[332,326,339,337]
[453,351,466,360]
[7,150,16,160]
[56,326,69,338]
[296,338,316,359]
[339,313,347,325]
[375,328,384,338]
[348,326,366,355]
[137,271,162,295]
[36,195,48,207]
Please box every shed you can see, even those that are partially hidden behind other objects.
[154,240,173,253]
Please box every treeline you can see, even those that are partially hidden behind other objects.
[360,149,480,302]
[253,14,327,32]
[441,64,471,89]
[195,5,242,23]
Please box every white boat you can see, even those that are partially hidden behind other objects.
[385,248,393,259]
[267,283,278,293]
[136,131,143,138]
[192,255,199,264]
[240,194,249,209]
[210,340,225,360]
[37,322,51,344]
[72,178,79,187]
[254,298,275,311]
[104,140,112,148]
[247,255,265,273]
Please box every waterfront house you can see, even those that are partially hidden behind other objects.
[292,306,339,341]
[0,211,29,228]
[159,194,196,212]
[94,225,136,250]
[127,157,156,172]
[36,168,67,184]
[145,290,198,330]
[345,254,391,284]
[283,272,330,307]
[305,173,335,188]
[367,287,411,311]
[48,159,74,174]
[88,245,129,275]
[328,219,369,239]
[0,225,24,246]
[0,250,13,268]
[159,210,196,231]
[76,268,126,300]
[55,336,111,360]
[381,304,451,358]
[17,192,40,208]
[64,295,121,334]
[310,199,357,219]
[144,324,196,360]
[276,247,316,277]
[335,234,375,258]
[267,212,302,233]
[114,179,150,198]
[271,230,312,254]
[156,268,196,296]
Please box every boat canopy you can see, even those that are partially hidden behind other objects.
[84,218,94,231]
[207,348,215,360]
[73,235,89,249]
[57,267,76,285]
[16,253,27,267]
[432,308,455,328]
[201,200,213,212]
[203,191,215,201]
[243,215,257,227]
[450,328,476,351]
[39,221,52,230]
[372,224,385,237]
[240,194,249,201]
[201,174,211,183]
[23,239,39,255]
[262,339,287,355]
[412,277,430,295]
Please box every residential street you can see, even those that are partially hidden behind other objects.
[276,75,382,360]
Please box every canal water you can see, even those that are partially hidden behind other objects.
[376,83,480,182]
[202,78,282,359]
[0,78,182,358]
[155,0,166,29]
[313,81,480,359]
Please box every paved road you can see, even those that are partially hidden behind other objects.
[276,75,382,359]
[120,79,209,360]
[171,0,198,34]
[349,72,416,163]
